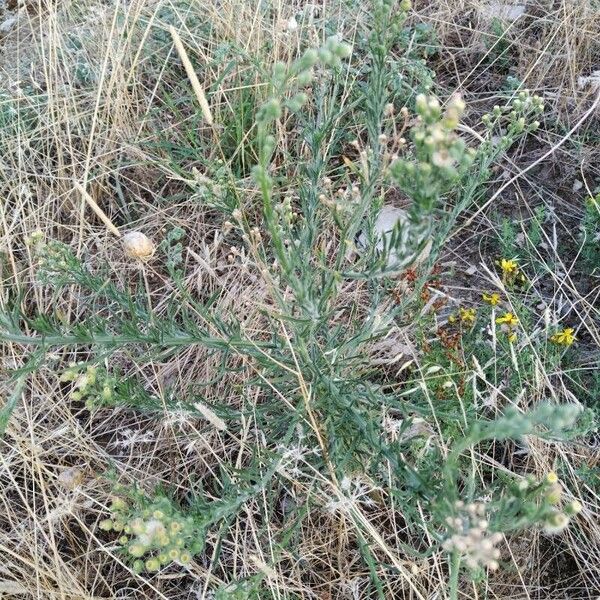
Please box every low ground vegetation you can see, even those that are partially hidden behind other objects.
[0,0,599,598]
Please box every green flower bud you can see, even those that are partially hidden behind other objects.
[259,98,282,122]
[415,94,428,115]
[145,557,161,572]
[272,62,287,86]
[296,69,313,86]
[514,117,525,133]
[318,48,333,64]
[333,42,351,59]
[128,544,146,558]
[110,497,127,512]
[298,48,319,70]
[99,519,113,531]
[287,92,308,112]
[418,162,432,176]
[132,560,144,574]
[565,500,582,515]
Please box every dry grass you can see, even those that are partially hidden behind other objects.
[1,0,599,598]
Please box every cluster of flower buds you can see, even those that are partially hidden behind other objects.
[99,496,202,573]
[318,182,362,219]
[481,90,544,148]
[60,363,117,409]
[443,501,502,571]
[390,94,475,211]
[275,196,296,226]
[371,0,412,40]
[257,37,351,126]
[512,471,582,536]
[317,35,352,69]
[28,237,74,284]
[540,472,582,534]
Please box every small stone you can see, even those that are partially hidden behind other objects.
[122,231,155,259]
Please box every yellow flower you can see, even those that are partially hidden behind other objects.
[448,315,457,324]
[482,292,501,306]
[496,312,519,328]
[550,328,576,347]
[507,331,517,343]
[459,307,476,325]
[546,471,559,484]
[499,258,518,275]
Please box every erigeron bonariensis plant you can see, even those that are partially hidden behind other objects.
[0,2,590,598]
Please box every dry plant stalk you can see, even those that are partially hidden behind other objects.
[74,182,121,238]
[169,25,214,125]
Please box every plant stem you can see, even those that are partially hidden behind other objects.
[448,551,461,600]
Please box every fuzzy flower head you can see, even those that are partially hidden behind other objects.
[443,501,502,571]
[543,511,570,535]
[550,328,576,347]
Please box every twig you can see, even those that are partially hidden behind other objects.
[74,182,121,238]
[169,26,214,125]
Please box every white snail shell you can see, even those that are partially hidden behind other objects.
[122,231,155,259]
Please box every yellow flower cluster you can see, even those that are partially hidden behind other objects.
[496,258,526,286]
[482,292,501,306]
[550,328,576,347]
[496,312,518,328]
[459,307,476,325]
[495,312,519,343]
[448,307,477,326]
[59,363,116,409]
[499,258,518,275]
